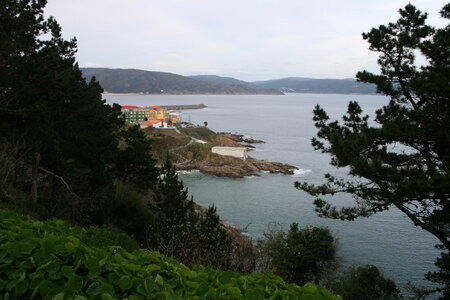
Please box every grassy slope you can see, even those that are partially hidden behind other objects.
[145,127,243,164]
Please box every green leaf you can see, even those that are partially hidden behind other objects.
[47,261,61,274]
[244,287,265,300]
[119,276,133,290]
[227,286,241,299]
[101,293,115,300]
[51,293,65,300]
[218,271,235,284]
[145,264,160,273]
[36,280,53,298]
[62,266,75,278]
[66,274,84,291]
[143,277,156,293]
[184,281,199,289]
[8,240,35,256]
[154,274,164,286]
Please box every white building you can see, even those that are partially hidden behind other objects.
[211,146,248,160]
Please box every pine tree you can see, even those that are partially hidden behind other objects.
[117,125,158,190]
[0,0,124,192]
[296,4,449,297]
[148,155,196,260]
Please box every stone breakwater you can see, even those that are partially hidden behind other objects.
[159,104,207,110]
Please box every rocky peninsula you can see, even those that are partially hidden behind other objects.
[177,156,297,178]
[145,126,297,178]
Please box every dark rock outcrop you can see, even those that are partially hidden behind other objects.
[176,156,297,178]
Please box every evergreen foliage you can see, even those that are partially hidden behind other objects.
[0,0,237,275]
[295,4,449,297]
[149,158,233,269]
[0,0,162,234]
[116,126,158,190]
[0,0,124,189]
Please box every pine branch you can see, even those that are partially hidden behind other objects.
[38,166,80,199]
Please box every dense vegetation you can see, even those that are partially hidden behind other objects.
[0,1,340,299]
[328,265,401,300]
[0,0,250,273]
[257,224,336,286]
[296,4,449,298]
[1,0,435,299]
[0,210,341,300]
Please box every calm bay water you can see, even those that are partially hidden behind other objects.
[105,93,439,293]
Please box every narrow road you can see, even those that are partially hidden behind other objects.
[170,129,207,166]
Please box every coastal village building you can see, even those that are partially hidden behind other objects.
[167,111,180,124]
[143,106,165,120]
[139,120,166,129]
[120,105,180,128]
[212,146,248,160]
[121,105,146,124]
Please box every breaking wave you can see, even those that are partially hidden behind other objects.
[291,168,312,178]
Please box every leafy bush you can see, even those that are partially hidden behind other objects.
[109,181,154,244]
[0,210,341,299]
[328,265,401,300]
[0,210,139,252]
[257,223,337,285]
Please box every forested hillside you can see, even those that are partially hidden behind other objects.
[188,75,377,94]
[249,78,377,94]
[81,68,282,95]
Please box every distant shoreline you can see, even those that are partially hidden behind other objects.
[103,92,381,96]
[284,91,382,96]
[102,92,284,96]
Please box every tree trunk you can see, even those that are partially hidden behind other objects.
[31,152,40,206]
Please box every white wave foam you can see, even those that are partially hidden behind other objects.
[176,170,200,175]
[291,168,312,178]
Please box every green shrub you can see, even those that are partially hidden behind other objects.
[0,210,341,300]
[110,181,154,244]
[329,265,401,300]
[258,223,337,285]
[149,160,233,270]
[0,210,139,251]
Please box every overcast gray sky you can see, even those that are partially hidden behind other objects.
[45,0,447,81]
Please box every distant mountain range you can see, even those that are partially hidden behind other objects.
[189,75,377,94]
[81,68,378,95]
[81,68,282,95]
[188,75,249,87]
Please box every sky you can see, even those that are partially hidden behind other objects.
[44,0,448,81]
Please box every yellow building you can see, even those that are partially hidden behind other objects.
[167,111,180,124]
[143,106,165,120]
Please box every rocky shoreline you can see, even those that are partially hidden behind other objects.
[149,127,297,178]
[176,156,297,178]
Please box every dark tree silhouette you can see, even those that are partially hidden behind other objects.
[296,4,449,298]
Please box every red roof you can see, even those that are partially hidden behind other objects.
[120,105,140,109]
[139,120,163,125]
[151,106,161,110]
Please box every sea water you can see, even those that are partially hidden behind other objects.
[105,93,440,294]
